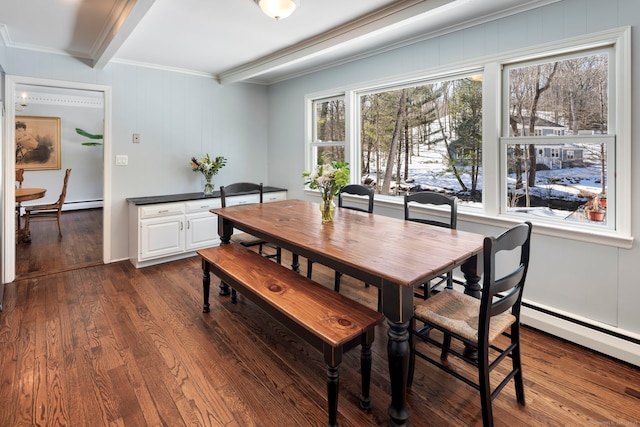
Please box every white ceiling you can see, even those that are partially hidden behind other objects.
[0,0,557,85]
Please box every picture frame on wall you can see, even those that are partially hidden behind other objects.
[15,116,61,171]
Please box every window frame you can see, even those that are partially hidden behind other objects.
[306,94,347,170]
[303,26,631,248]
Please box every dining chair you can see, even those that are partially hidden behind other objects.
[24,168,72,237]
[408,221,533,427]
[16,168,25,188]
[220,182,281,264]
[404,191,459,299]
[307,184,378,306]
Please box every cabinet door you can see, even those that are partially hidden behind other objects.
[139,215,185,260]
[185,211,220,250]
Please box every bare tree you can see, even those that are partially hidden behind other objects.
[381,89,407,195]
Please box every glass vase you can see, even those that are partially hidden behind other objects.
[320,194,336,223]
[203,176,214,196]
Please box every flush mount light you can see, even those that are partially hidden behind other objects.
[255,0,299,20]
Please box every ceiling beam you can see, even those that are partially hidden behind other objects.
[217,0,456,84]
[92,0,156,69]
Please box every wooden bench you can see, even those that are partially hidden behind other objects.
[198,244,384,427]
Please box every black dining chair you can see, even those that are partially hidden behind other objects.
[307,184,377,305]
[408,221,533,427]
[404,191,459,299]
[220,182,281,264]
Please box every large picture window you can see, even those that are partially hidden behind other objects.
[357,74,483,206]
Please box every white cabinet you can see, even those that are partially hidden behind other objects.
[185,200,221,251]
[128,190,286,268]
[129,199,220,268]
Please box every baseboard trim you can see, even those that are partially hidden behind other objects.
[521,302,640,367]
[62,200,103,211]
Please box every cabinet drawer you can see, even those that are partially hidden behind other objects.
[186,199,221,213]
[264,191,287,203]
[225,194,260,207]
[140,203,185,219]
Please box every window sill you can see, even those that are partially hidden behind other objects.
[341,192,634,249]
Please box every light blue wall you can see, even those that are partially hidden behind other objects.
[1,49,269,262]
[267,0,640,338]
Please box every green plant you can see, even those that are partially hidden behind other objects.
[75,128,103,146]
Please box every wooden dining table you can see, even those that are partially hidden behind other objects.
[207,199,485,426]
[16,187,46,243]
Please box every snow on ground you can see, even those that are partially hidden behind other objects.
[366,149,606,222]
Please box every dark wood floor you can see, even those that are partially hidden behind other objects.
[2,209,640,426]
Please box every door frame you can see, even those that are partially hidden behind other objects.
[2,75,112,283]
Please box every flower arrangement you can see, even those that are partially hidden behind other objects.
[191,154,227,195]
[302,155,349,222]
[302,157,350,198]
[190,154,227,179]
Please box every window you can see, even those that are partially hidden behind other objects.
[309,96,345,166]
[356,74,483,206]
[305,27,630,243]
[501,49,614,229]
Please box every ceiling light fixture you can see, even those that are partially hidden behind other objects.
[255,0,299,20]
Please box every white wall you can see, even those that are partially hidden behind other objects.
[1,49,270,263]
[266,0,640,363]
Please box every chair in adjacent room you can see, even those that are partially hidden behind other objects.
[16,168,25,189]
[408,221,533,427]
[24,168,72,237]
[404,191,459,299]
[307,184,377,304]
[220,182,281,263]
[15,168,26,239]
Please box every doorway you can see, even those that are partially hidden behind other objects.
[3,75,112,284]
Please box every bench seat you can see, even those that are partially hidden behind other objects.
[198,243,384,427]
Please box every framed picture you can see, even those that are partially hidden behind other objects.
[15,116,61,170]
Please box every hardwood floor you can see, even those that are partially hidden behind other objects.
[2,210,640,426]
[15,208,103,279]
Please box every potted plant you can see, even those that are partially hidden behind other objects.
[586,195,605,221]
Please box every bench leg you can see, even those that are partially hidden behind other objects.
[327,365,339,427]
[202,259,211,313]
[231,288,238,304]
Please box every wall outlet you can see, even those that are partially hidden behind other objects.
[132,133,141,143]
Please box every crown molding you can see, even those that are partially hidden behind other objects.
[15,91,104,109]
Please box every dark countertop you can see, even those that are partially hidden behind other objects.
[126,186,287,206]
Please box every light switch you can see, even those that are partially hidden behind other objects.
[115,155,128,166]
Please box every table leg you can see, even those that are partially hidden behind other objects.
[291,253,300,273]
[461,254,481,298]
[218,232,231,296]
[461,254,481,359]
[202,258,211,313]
[387,319,410,427]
